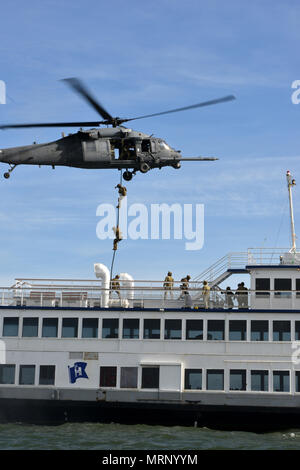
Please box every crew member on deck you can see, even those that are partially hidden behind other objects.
[225,286,234,309]
[202,280,211,309]
[163,271,174,300]
[179,275,191,299]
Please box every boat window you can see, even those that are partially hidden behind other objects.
[82,318,98,338]
[207,320,225,341]
[62,318,78,338]
[274,278,292,297]
[206,369,224,390]
[251,320,268,341]
[120,367,138,388]
[296,279,300,297]
[295,371,300,392]
[100,366,117,387]
[19,365,35,385]
[255,278,270,297]
[102,319,119,339]
[22,318,39,337]
[42,318,58,338]
[164,319,182,340]
[186,320,203,340]
[295,322,300,341]
[229,320,246,341]
[143,319,160,339]
[251,370,268,391]
[184,369,202,390]
[39,365,55,385]
[230,369,246,391]
[123,319,139,339]
[141,366,159,389]
[3,317,19,337]
[273,321,291,341]
[273,371,290,392]
[0,364,15,384]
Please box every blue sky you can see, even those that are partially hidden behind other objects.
[0,0,299,286]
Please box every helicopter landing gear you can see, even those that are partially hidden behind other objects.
[3,164,18,179]
[123,171,134,181]
[140,162,150,173]
[172,162,181,169]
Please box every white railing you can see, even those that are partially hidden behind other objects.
[0,280,300,311]
[193,248,293,286]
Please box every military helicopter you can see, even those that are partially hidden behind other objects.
[0,78,235,181]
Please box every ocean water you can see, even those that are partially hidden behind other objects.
[0,422,299,450]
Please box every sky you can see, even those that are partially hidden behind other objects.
[0,0,299,287]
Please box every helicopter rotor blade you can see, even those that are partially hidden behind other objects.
[121,95,235,124]
[180,157,219,161]
[61,77,114,123]
[0,121,105,130]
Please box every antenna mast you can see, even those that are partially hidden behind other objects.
[286,170,297,253]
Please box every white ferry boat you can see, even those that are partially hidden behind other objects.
[0,172,300,431]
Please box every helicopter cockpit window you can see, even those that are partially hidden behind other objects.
[158,141,170,151]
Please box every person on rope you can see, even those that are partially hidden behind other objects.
[111,274,121,299]
[113,225,123,251]
[115,183,127,209]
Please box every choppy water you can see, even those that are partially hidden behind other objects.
[0,423,299,450]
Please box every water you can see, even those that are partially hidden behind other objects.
[0,422,299,450]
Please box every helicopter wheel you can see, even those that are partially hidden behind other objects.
[3,172,10,179]
[140,162,150,173]
[123,171,133,181]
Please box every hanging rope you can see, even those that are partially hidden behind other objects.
[110,171,127,281]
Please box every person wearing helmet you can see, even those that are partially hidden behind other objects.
[202,280,211,309]
[115,184,127,209]
[111,274,121,299]
[163,271,174,300]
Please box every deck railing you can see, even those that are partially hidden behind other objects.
[0,280,300,310]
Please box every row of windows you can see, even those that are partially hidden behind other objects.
[256,278,300,297]
[1,364,299,393]
[185,369,295,392]
[2,317,300,341]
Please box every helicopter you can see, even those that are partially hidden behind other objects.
[0,78,235,181]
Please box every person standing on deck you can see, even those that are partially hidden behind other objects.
[202,281,211,309]
[163,271,174,300]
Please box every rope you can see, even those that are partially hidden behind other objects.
[110,170,124,281]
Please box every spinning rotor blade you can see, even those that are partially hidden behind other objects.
[121,95,236,124]
[180,157,219,161]
[61,77,114,122]
[0,121,104,130]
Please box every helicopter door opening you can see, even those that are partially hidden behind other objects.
[141,139,151,153]
[82,139,112,162]
[119,139,136,160]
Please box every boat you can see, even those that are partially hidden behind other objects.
[0,171,300,431]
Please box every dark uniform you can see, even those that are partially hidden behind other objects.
[111,275,121,299]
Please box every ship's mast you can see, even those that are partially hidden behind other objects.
[286,170,297,253]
